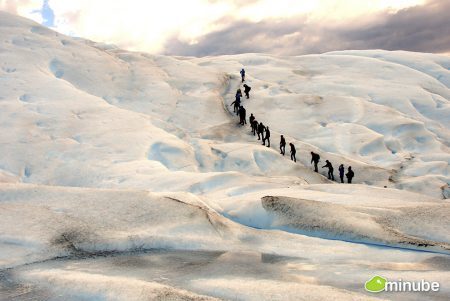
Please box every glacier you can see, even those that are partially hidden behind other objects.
[0,11,449,301]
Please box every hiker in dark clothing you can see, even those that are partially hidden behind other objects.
[243,84,251,99]
[263,126,270,147]
[346,166,354,183]
[322,160,335,181]
[230,89,242,113]
[280,135,286,155]
[239,106,247,125]
[338,164,345,183]
[290,143,296,162]
[230,98,241,114]
[257,122,265,141]
[249,113,255,128]
[310,151,320,172]
[240,68,245,82]
[238,106,243,124]
[252,119,258,136]
[236,89,242,102]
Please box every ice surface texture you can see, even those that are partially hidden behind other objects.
[1,11,449,301]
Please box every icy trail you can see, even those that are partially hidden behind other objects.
[219,73,407,190]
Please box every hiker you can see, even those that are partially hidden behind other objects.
[289,143,296,162]
[243,84,251,99]
[235,91,242,115]
[338,164,345,183]
[230,93,241,114]
[236,89,242,101]
[238,106,243,124]
[310,151,320,172]
[280,135,286,155]
[257,122,265,141]
[346,166,354,183]
[239,106,247,125]
[252,119,258,136]
[230,99,240,114]
[322,160,335,181]
[263,126,270,147]
[240,68,245,82]
[249,113,255,128]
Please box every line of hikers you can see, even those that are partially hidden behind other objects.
[233,68,355,183]
[310,151,354,183]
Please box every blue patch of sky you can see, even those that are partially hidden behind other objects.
[32,0,55,27]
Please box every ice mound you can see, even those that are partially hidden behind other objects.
[262,195,450,253]
[0,184,242,268]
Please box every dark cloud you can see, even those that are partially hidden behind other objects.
[163,0,450,56]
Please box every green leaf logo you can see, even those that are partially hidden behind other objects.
[365,275,387,293]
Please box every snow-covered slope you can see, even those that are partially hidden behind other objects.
[1,11,449,301]
[1,11,449,198]
[205,52,450,198]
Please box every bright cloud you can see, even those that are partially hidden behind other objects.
[0,0,431,54]
[47,0,237,52]
[0,0,42,22]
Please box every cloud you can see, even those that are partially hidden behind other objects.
[339,0,450,53]
[44,0,239,53]
[2,0,446,55]
[163,0,450,56]
[0,0,41,19]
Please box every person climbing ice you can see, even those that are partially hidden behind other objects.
[240,68,246,82]
[263,126,270,147]
[230,99,240,114]
[338,164,345,183]
[257,122,265,141]
[310,151,320,172]
[230,91,241,114]
[322,160,335,181]
[239,106,247,125]
[280,135,286,155]
[243,84,251,99]
[249,113,255,128]
[252,119,258,136]
[290,143,296,162]
[346,166,354,183]
[237,106,243,124]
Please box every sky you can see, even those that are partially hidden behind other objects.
[1,0,449,56]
